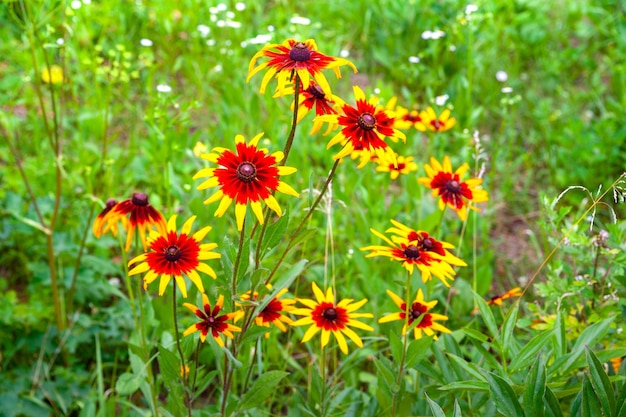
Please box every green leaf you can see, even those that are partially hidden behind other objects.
[115,372,142,395]
[425,392,447,417]
[389,331,404,367]
[582,374,603,417]
[509,329,552,372]
[453,399,463,417]
[585,347,616,417]
[157,345,185,416]
[553,310,566,358]
[463,327,490,343]
[524,355,546,417]
[405,336,433,369]
[616,381,626,417]
[556,317,614,374]
[544,386,564,417]
[486,372,525,417]
[237,370,289,412]
[447,353,487,382]
[259,211,289,257]
[473,292,499,338]
[270,259,308,291]
[438,380,490,392]
[501,302,519,356]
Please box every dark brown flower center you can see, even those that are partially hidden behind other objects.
[446,180,460,193]
[358,112,376,130]
[165,245,181,262]
[105,198,117,209]
[422,238,434,250]
[289,42,311,62]
[207,316,215,324]
[309,84,325,99]
[237,162,257,182]
[323,307,338,321]
[404,244,420,259]
[410,308,422,320]
[131,192,149,206]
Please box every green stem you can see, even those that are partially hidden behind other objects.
[253,74,302,267]
[231,217,247,309]
[391,271,412,416]
[264,158,341,286]
[320,346,327,417]
[281,73,301,164]
[172,282,192,417]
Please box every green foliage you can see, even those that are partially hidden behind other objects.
[2,0,626,416]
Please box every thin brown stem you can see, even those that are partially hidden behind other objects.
[264,158,341,286]
[172,282,192,417]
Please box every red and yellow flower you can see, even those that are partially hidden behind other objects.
[317,86,406,163]
[247,39,357,95]
[94,192,167,251]
[385,97,427,131]
[183,293,241,347]
[291,282,373,354]
[384,219,466,268]
[487,287,523,306]
[361,221,465,286]
[375,152,418,180]
[422,107,456,132]
[127,215,220,298]
[93,198,122,238]
[275,79,345,135]
[418,156,489,221]
[239,285,296,334]
[193,133,299,231]
[379,289,451,340]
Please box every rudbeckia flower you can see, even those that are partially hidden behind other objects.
[183,293,242,347]
[361,224,463,287]
[291,282,373,354]
[128,215,221,298]
[317,86,406,163]
[418,156,489,221]
[193,133,299,231]
[239,285,296,335]
[384,220,466,268]
[93,198,122,238]
[422,107,456,132]
[379,289,451,340]
[486,287,522,306]
[385,97,427,131]
[247,38,357,95]
[97,192,167,251]
[375,152,418,180]
[275,79,345,135]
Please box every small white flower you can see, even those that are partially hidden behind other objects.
[226,21,242,29]
[57,38,65,45]
[422,30,433,39]
[235,2,246,11]
[290,16,311,25]
[206,39,216,46]
[374,88,381,94]
[140,38,153,47]
[496,70,508,82]
[501,87,513,93]
[449,45,457,51]
[408,56,420,63]
[226,11,235,19]
[339,49,350,58]
[82,0,92,4]
[267,25,275,32]
[435,94,449,106]
[248,34,273,45]
[156,84,172,93]
[217,20,225,27]
[217,3,227,11]
[465,4,478,15]
[71,0,82,9]
[108,277,121,287]
[432,30,445,39]
[209,6,219,14]
[197,24,210,37]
